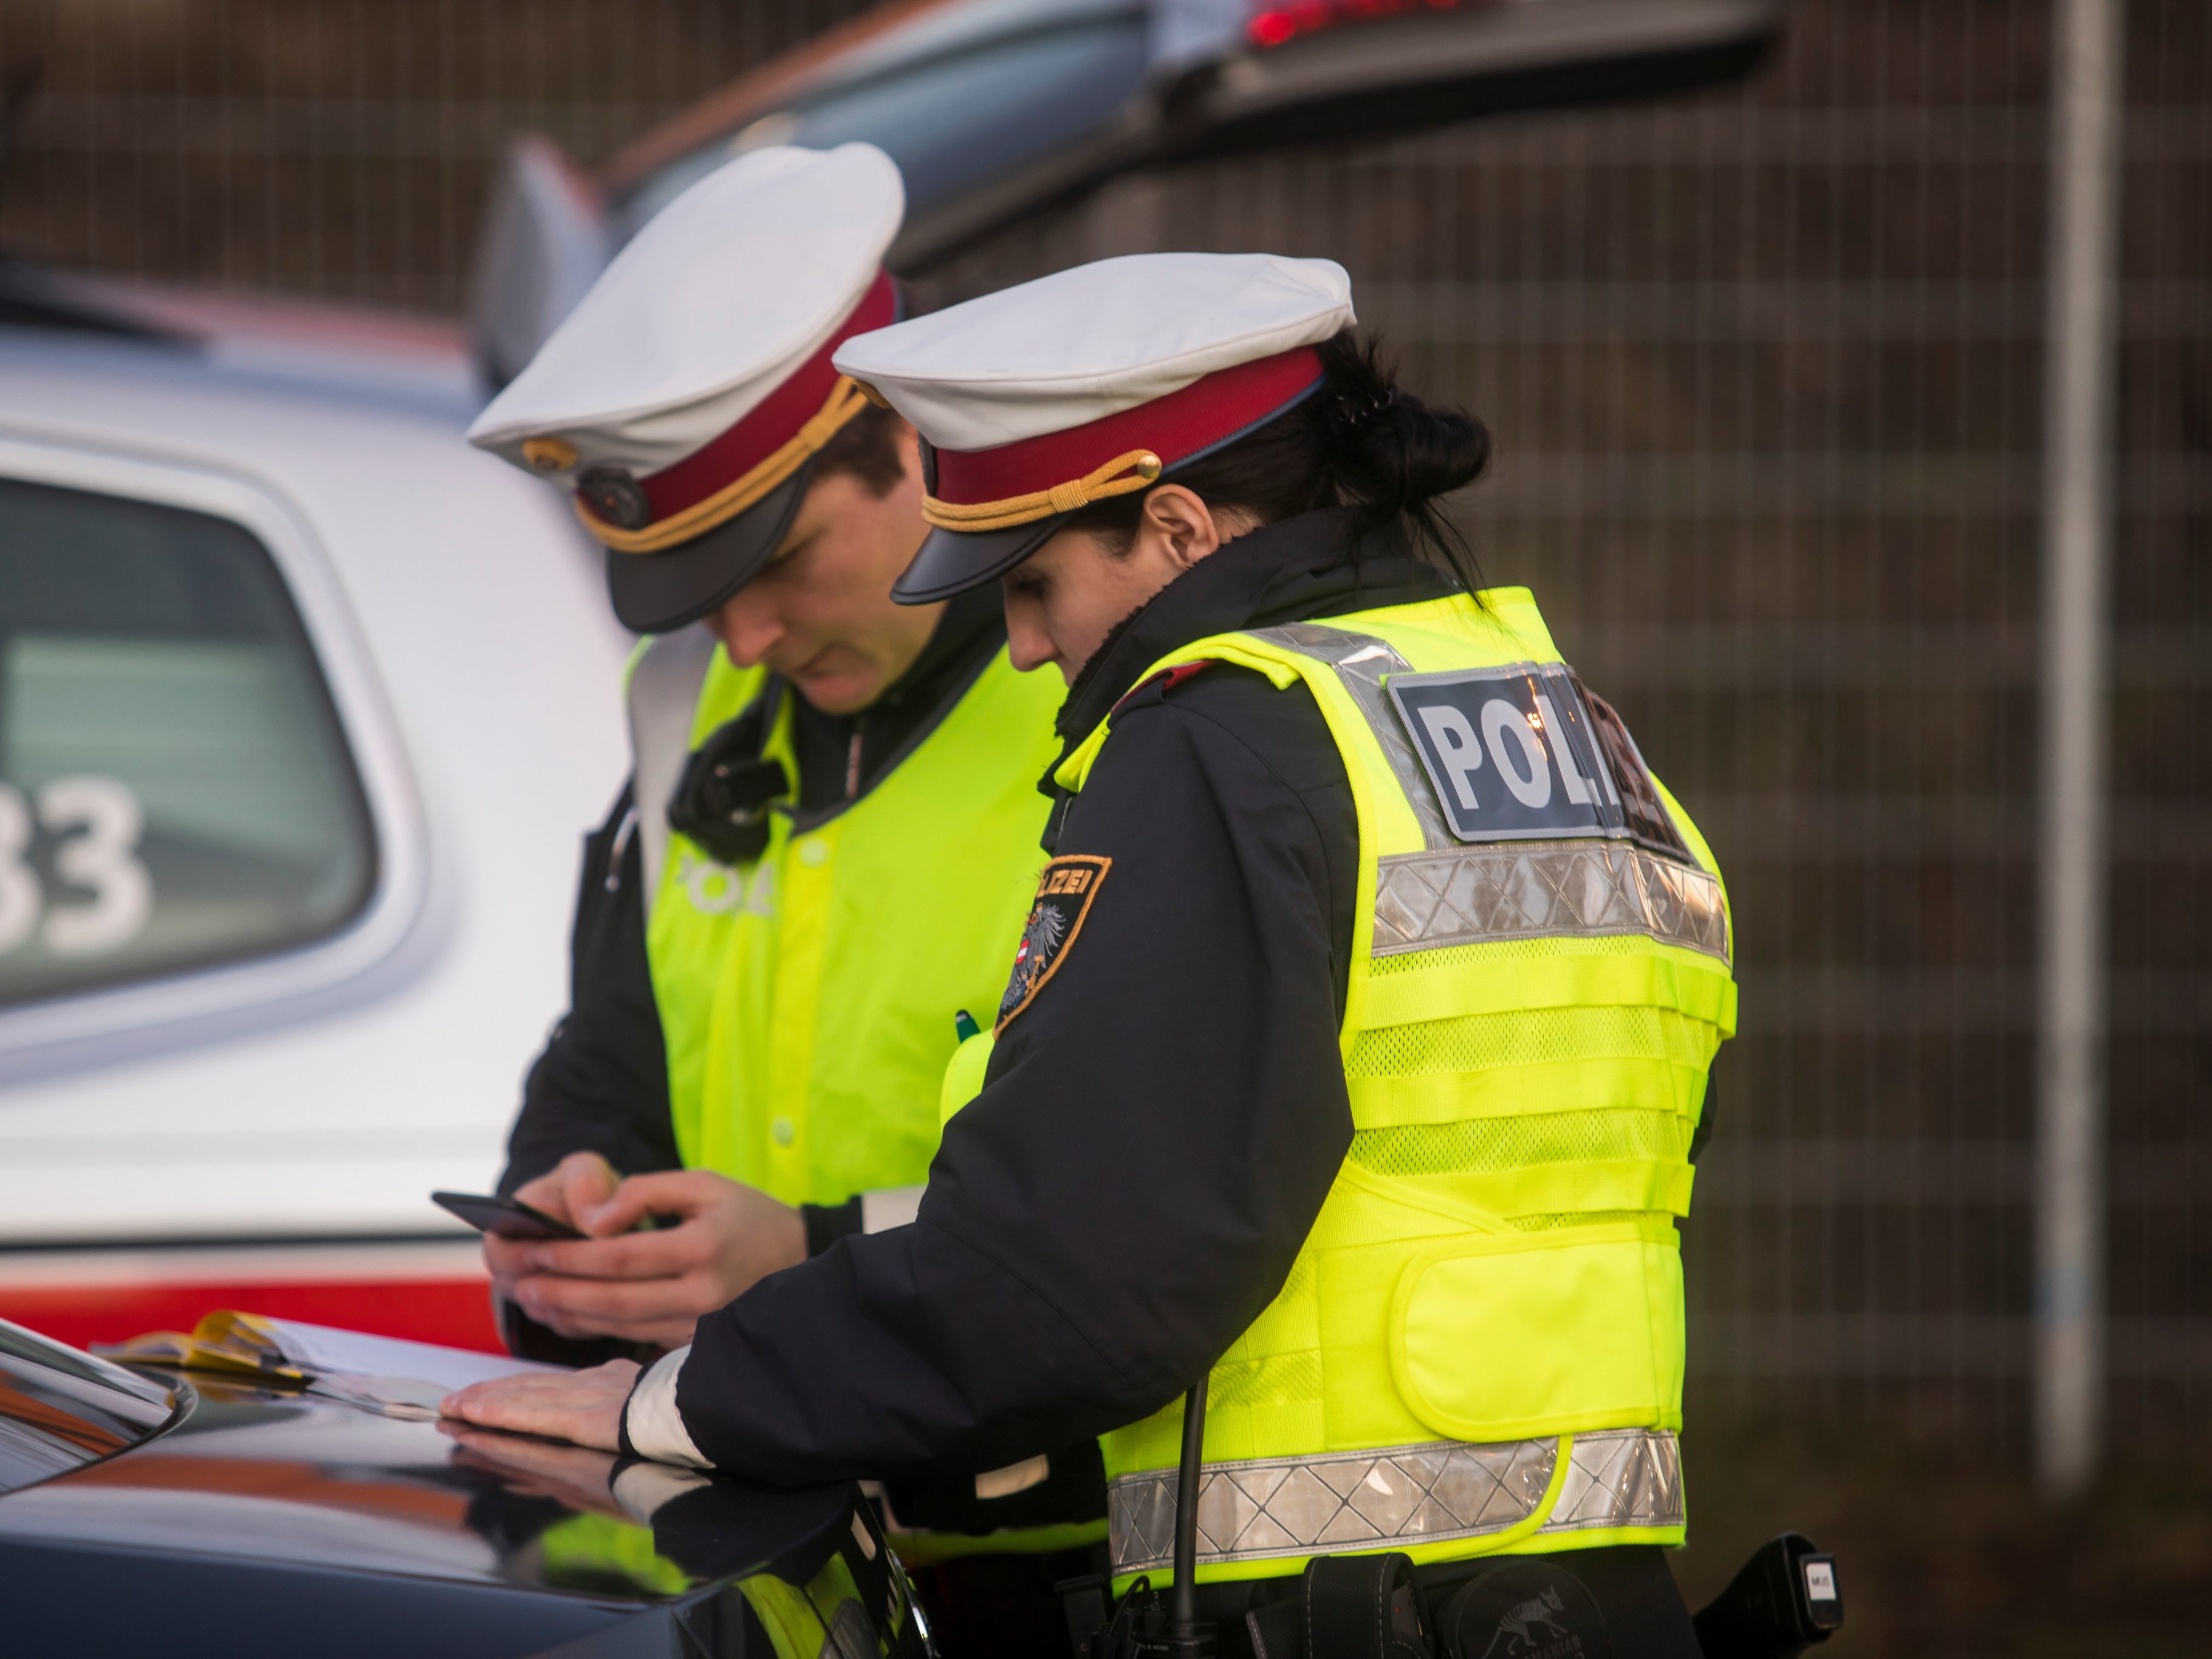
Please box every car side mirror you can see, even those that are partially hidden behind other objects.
[469,134,612,394]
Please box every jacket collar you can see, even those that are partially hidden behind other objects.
[1053,507,1460,756]
[782,578,1005,817]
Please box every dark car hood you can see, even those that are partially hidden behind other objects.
[0,1322,923,1658]
[0,1367,853,1598]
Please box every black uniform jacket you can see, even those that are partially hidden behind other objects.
[667,510,1464,1482]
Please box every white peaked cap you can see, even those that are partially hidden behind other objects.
[467,142,903,477]
[834,252,1354,454]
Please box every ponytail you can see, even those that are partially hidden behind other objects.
[1308,332,1490,584]
[1058,327,1493,590]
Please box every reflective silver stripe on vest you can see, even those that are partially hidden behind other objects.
[1373,841,1731,964]
[1240,623,1727,964]
[626,624,720,913]
[1241,623,1456,853]
[1107,1427,1681,1578]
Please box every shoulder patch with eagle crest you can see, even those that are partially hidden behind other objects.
[996,854,1111,1032]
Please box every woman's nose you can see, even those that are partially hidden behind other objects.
[1004,618,1056,676]
[1000,590,1055,676]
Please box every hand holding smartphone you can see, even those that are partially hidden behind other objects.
[431,1190,587,1242]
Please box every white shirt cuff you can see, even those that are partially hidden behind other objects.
[860,1185,925,1234]
[622,1345,712,1469]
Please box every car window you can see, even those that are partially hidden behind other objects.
[617,19,1148,236]
[0,476,376,1009]
[0,1321,174,1495]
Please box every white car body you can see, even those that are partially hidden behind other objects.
[0,290,628,1350]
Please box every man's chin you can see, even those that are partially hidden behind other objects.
[789,668,880,716]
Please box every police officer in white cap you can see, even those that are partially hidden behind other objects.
[465,144,1109,1639]
[448,251,1734,1659]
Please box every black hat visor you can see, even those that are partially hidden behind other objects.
[890,514,1067,606]
[604,460,813,634]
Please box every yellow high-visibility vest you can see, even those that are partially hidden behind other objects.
[630,630,1062,1204]
[618,629,1101,1563]
[950,587,1734,1585]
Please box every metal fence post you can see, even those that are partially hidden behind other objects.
[2035,0,2125,1501]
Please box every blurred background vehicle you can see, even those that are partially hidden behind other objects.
[470,0,1785,381]
[0,0,2205,1650]
[0,1315,926,1658]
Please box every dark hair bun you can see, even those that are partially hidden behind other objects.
[1308,332,1490,560]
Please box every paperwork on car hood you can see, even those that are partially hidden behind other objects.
[96,1310,564,1418]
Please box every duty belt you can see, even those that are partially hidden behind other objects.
[1106,1427,1682,1578]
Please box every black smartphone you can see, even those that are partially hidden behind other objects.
[431,1190,587,1241]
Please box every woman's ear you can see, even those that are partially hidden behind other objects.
[1136,485,1224,572]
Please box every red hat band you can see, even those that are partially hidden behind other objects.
[580,270,899,555]
[923,346,1324,533]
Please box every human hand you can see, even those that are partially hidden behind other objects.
[483,1151,622,1293]
[500,1168,806,1350]
[439,1360,638,1454]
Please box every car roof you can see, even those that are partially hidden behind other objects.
[0,266,484,426]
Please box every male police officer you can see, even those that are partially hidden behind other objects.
[464,145,1104,1635]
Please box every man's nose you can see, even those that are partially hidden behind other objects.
[710,590,784,667]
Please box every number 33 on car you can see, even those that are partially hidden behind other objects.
[0,290,628,1352]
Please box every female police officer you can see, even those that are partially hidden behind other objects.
[447,253,1736,1659]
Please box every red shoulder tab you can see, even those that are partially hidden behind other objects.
[1111,658,1216,718]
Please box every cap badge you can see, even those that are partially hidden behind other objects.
[576,466,653,532]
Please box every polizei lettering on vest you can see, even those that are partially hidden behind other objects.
[677,848,775,918]
[1388,663,1688,862]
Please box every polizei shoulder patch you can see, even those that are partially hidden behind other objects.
[996,854,1111,1033]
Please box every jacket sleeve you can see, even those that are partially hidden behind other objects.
[500,782,680,1196]
[496,783,680,1366]
[656,669,1359,1482]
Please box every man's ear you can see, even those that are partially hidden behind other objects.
[1137,485,1224,571]
[894,419,925,487]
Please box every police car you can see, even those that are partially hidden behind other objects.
[0,265,628,1351]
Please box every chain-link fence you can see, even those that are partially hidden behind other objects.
[0,0,851,308]
[5,0,2207,1647]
